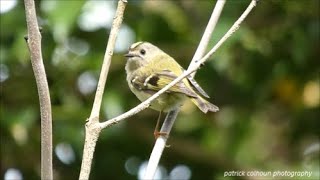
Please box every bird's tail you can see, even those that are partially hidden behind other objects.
[191,96,219,113]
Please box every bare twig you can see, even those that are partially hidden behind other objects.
[189,0,226,77]
[144,0,226,178]
[89,0,127,121]
[144,109,179,178]
[24,0,52,179]
[79,117,101,180]
[199,0,257,66]
[79,1,127,179]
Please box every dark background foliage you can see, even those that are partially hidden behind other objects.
[0,0,319,179]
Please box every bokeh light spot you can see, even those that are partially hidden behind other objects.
[103,92,124,119]
[40,0,57,13]
[78,0,115,32]
[303,80,320,108]
[67,37,90,56]
[115,24,135,53]
[11,123,28,145]
[138,161,167,180]
[55,143,75,165]
[77,71,97,95]
[4,168,22,180]
[0,64,9,82]
[169,164,192,180]
[124,156,141,175]
[0,0,17,14]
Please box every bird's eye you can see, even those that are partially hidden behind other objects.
[140,49,146,55]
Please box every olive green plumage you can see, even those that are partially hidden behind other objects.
[125,42,219,113]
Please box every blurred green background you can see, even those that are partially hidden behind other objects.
[0,0,319,179]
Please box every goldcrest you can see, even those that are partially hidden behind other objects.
[125,42,219,113]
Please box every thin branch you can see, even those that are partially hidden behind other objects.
[144,0,226,178]
[79,117,101,180]
[89,0,127,121]
[79,1,127,179]
[24,0,52,179]
[144,110,179,178]
[198,0,257,66]
[189,0,226,77]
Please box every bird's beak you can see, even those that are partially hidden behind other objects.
[124,52,140,58]
[124,53,134,58]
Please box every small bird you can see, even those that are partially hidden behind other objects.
[125,42,219,136]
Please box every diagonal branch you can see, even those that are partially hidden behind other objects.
[24,0,52,179]
[144,109,180,178]
[189,0,226,77]
[144,0,226,178]
[198,0,257,66]
[79,1,127,180]
[89,0,127,121]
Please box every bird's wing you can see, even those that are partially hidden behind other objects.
[130,69,198,98]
